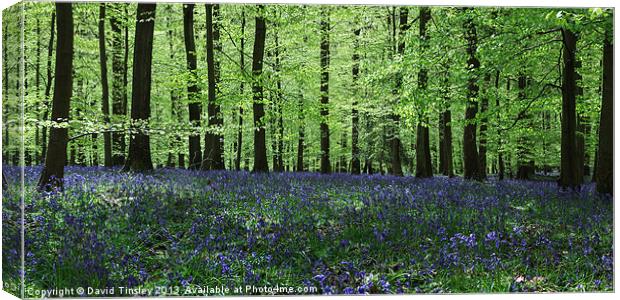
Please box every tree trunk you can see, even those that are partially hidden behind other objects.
[235,9,245,171]
[98,4,113,167]
[252,6,268,172]
[415,7,432,178]
[123,4,156,172]
[202,4,225,170]
[273,28,285,172]
[462,9,481,181]
[351,27,361,175]
[183,3,202,169]
[558,28,580,189]
[595,32,613,195]
[38,3,73,190]
[110,5,127,166]
[296,89,305,172]
[319,8,331,174]
[438,64,454,177]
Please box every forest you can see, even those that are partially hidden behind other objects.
[1,1,614,296]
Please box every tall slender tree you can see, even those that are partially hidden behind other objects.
[351,26,361,175]
[252,5,268,172]
[110,5,127,165]
[477,73,490,179]
[415,7,433,178]
[462,8,482,180]
[595,30,613,195]
[296,90,305,172]
[558,28,580,189]
[38,3,73,190]
[319,7,331,174]
[183,3,202,169]
[438,64,454,177]
[99,3,113,167]
[202,4,225,170]
[234,9,246,171]
[123,3,156,172]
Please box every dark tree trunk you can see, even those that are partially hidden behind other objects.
[110,6,127,166]
[41,11,55,164]
[319,8,331,174]
[202,4,225,170]
[558,28,580,189]
[99,4,113,167]
[234,10,245,171]
[183,3,202,169]
[575,115,586,180]
[596,32,613,195]
[415,7,433,178]
[296,91,305,172]
[252,6,268,172]
[123,4,156,172]
[462,9,481,181]
[273,29,285,172]
[438,64,453,177]
[38,3,73,190]
[351,27,361,175]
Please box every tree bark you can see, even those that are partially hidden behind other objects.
[596,32,613,195]
[319,8,331,174]
[351,27,361,175]
[234,9,245,171]
[273,26,285,172]
[558,28,580,189]
[462,9,482,181]
[202,4,225,170]
[296,92,305,172]
[478,74,490,179]
[38,3,73,190]
[99,4,113,167]
[438,64,454,177]
[110,5,127,165]
[252,6,268,172]
[123,4,156,172]
[415,7,433,178]
[183,3,202,169]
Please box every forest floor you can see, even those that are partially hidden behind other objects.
[2,166,614,295]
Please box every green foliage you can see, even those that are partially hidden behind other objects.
[2,3,612,173]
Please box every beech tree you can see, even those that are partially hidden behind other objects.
[123,3,156,172]
[38,3,73,190]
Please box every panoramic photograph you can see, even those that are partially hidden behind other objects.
[1,0,614,297]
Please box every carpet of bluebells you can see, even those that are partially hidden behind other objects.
[2,165,614,295]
